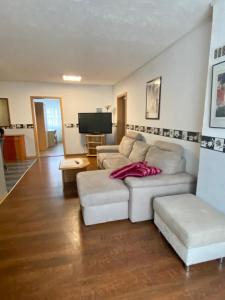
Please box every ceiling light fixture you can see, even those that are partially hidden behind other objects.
[63,75,82,82]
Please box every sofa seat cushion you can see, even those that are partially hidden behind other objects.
[98,152,125,168]
[125,173,195,188]
[77,169,129,207]
[119,136,136,157]
[103,157,130,169]
[129,141,150,162]
[145,146,185,174]
[154,194,225,248]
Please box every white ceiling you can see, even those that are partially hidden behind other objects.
[0,0,211,85]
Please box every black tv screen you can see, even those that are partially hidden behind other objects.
[78,112,112,134]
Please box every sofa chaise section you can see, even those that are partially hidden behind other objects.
[77,169,129,225]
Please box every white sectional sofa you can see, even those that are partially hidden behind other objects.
[96,132,196,222]
[77,133,225,270]
[77,131,196,225]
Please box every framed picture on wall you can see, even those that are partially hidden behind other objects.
[145,77,162,120]
[210,60,225,128]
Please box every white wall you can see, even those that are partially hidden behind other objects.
[202,0,225,139]
[113,19,211,175]
[197,0,225,213]
[0,82,113,156]
[197,149,225,213]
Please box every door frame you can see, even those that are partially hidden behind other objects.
[30,96,66,157]
[0,98,11,127]
[116,92,127,144]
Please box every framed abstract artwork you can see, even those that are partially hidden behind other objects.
[210,61,225,128]
[146,77,162,120]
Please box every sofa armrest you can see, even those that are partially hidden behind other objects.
[96,145,119,153]
[124,173,196,188]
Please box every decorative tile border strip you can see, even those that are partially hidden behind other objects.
[3,123,223,153]
[2,123,117,129]
[201,135,225,153]
[126,124,201,143]
[214,45,225,59]
[2,124,34,129]
[65,123,76,128]
[64,123,118,128]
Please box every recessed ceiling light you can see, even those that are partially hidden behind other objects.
[63,75,82,82]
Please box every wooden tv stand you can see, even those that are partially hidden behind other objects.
[86,134,105,157]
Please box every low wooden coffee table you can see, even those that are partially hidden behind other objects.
[59,157,90,190]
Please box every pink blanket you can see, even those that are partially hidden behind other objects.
[110,161,161,180]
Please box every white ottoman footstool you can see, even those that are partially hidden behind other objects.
[77,169,129,225]
[153,194,225,270]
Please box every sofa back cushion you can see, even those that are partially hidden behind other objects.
[145,146,186,174]
[129,141,150,162]
[126,131,142,140]
[154,140,184,156]
[119,136,136,157]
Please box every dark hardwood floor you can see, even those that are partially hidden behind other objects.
[0,156,225,300]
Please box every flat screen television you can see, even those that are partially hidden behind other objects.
[78,112,112,134]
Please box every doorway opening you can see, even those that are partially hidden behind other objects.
[117,93,127,144]
[31,97,65,157]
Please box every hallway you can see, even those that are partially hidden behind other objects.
[40,142,64,157]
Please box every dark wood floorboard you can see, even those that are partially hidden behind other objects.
[0,156,225,300]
